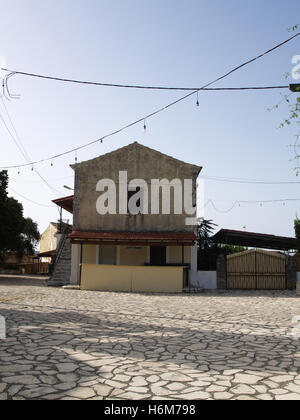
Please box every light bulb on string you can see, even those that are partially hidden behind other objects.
[51,159,53,167]
[196,91,199,107]
[143,120,147,131]
[18,168,20,175]
[31,165,34,171]
[75,151,78,163]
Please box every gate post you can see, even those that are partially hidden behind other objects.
[286,255,297,290]
[216,254,227,289]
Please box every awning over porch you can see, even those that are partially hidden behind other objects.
[52,195,74,214]
[68,231,197,246]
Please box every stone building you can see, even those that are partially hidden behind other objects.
[52,142,201,292]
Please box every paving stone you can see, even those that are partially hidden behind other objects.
[1,280,299,401]
[3,375,40,385]
[214,392,233,400]
[66,387,96,399]
[93,384,113,397]
[166,382,187,391]
[231,384,256,395]
[56,363,78,373]
[160,372,192,382]
[233,374,263,385]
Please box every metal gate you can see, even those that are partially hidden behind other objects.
[227,249,286,290]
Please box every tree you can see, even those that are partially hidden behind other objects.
[21,218,40,255]
[0,170,40,262]
[196,219,218,251]
[294,217,300,251]
[273,25,300,172]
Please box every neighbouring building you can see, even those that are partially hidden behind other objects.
[51,142,201,292]
[40,223,58,262]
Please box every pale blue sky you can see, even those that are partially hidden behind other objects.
[0,0,300,238]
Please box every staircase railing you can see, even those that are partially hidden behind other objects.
[54,234,67,268]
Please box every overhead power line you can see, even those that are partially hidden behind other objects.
[204,197,300,213]
[8,187,56,208]
[201,175,300,184]
[0,67,289,91]
[1,31,299,170]
[0,95,62,195]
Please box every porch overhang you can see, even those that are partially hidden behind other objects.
[52,195,74,214]
[68,231,197,246]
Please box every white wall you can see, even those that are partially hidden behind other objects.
[190,271,217,289]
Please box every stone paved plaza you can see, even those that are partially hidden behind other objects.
[0,275,300,400]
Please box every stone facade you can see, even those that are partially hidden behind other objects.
[72,142,201,233]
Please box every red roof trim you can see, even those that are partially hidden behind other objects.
[52,195,74,204]
[68,231,196,242]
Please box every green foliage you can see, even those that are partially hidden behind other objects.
[222,244,248,254]
[196,219,218,250]
[294,218,300,251]
[0,170,40,262]
[279,25,300,172]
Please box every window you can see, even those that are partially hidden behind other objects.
[99,245,117,265]
[150,246,166,266]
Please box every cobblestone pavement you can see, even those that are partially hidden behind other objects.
[0,275,300,400]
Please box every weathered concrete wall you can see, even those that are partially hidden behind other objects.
[73,142,200,232]
[216,254,227,289]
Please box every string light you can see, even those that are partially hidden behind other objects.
[1,32,299,171]
[196,91,199,107]
[143,120,147,131]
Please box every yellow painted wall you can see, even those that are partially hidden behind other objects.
[80,264,183,293]
[40,223,57,254]
[168,246,191,264]
[82,244,97,264]
[120,246,148,266]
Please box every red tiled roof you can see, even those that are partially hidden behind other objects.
[68,231,196,244]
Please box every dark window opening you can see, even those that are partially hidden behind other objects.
[150,246,166,266]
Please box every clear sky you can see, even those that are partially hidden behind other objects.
[0,0,300,240]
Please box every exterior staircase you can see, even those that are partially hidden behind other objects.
[48,234,72,287]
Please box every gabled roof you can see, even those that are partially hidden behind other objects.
[71,141,202,174]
